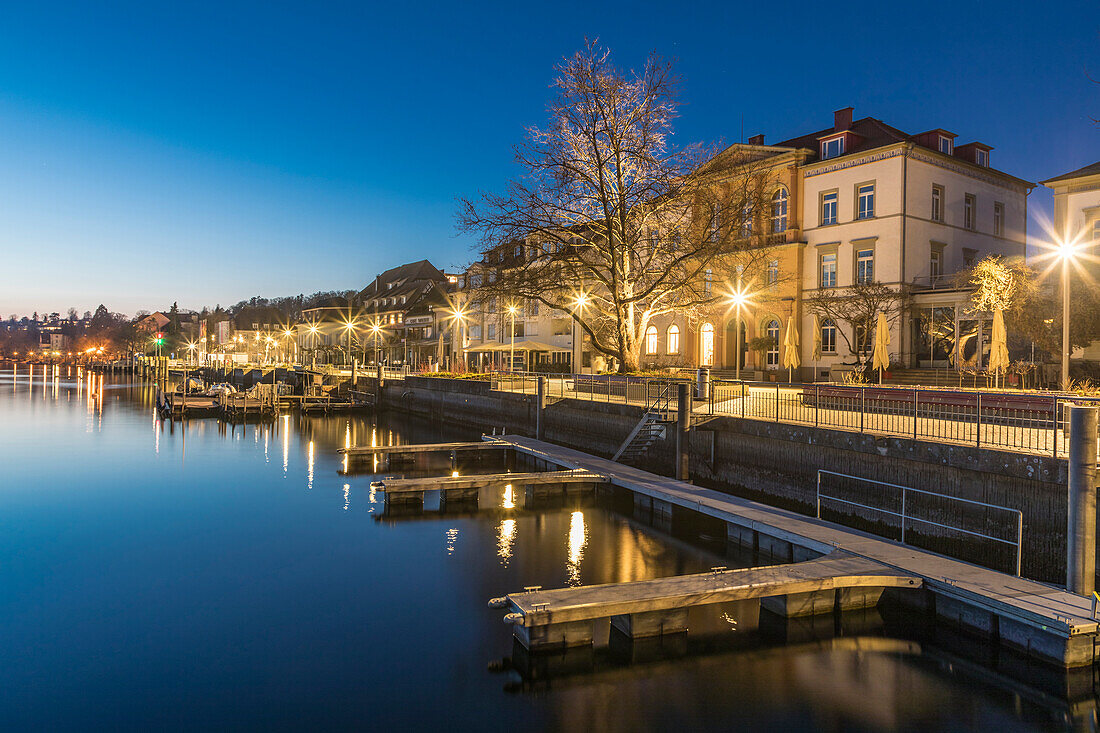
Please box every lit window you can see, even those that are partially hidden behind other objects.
[939,136,953,155]
[645,326,658,355]
[771,188,788,233]
[931,185,944,222]
[767,259,779,285]
[701,323,714,366]
[765,320,780,368]
[821,136,845,160]
[704,268,713,296]
[994,202,1004,237]
[821,252,837,288]
[740,205,753,236]
[821,191,838,226]
[667,325,680,354]
[856,249,874,284]
[857,184,875,219]
[821,319,837,354]
[964,194,975,230]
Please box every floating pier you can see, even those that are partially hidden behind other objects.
[492,551,920,651]
[490,435,1100,668]
[372,469,607,509]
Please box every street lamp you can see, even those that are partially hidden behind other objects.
[506,303,519,372]
[283,328,294,365]
[343,320,356,369]
[571,293,589,373]
[370,322,383,366]
[726,282,754,382]
[450,307,469,372]
[308,324,319,370]
[186,341,197,366]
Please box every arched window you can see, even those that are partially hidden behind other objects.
[701,323,715,366]
[644,325,658,355]
[766,319,780,368]
[667,325,680,355]
[771,188,788,234]
[821,319,837,354]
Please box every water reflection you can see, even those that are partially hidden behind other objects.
[307,440,315,490]
[566,510,587,586]
[502,484,515,510]
[497,518,517,565]
[445,527,459,555]
[343,483,350,511]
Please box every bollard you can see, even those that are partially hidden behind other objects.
[676,383,690,481]
[535,376,547,440]
[1067,404,1098,595]
[696,367,710,401]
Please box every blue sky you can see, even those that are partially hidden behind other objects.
[0,0,1097,316]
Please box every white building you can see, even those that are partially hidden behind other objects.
[773,108,1032,377]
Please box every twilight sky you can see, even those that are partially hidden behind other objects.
[0,0,1097,317]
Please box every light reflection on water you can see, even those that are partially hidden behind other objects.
[0,367,1084,731]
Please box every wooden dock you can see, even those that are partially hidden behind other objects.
[495,551,919,651]
[493,435,1100,667]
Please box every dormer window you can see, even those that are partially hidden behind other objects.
[821,136,845,160]
[975,149,988,167]
[939,136,953,155]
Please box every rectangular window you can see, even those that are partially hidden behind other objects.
[487,323,496,340]
[931,185,944,222]
[821,137,845,160]
[820,252,837,288]
[707,204,720,242]
[821,191,838,226]
[767,259,779,285]
[856,183,875,219]
[704,268,713,296]
[469,325,481,340]
[976,149,988,167]
[963,248,977,267]
[930,249,943,282]
[821,321,837,354]
[939,136,953,155]
[964,194,975,230]
[856,249,874,284]
[1094,220,1100,241]
[993,202,1004,237]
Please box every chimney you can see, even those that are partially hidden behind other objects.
[747,133,765,145]
[834,107,853,132]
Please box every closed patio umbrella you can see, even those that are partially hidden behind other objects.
[783,317,801,383]
[871,312,890,384]
[988,308,1010,388]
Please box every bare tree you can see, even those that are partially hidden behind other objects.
[457,41,778,372]
[805,283,908,363]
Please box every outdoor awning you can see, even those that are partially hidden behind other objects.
[465,342,508,353]
[509,340,569,352]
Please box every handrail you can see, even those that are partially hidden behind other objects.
[1092,591,1100,620]
[816,469,1024,576]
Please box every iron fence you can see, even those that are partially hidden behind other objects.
[707,380,1100,458]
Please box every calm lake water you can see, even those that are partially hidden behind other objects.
[0,365,1089,731]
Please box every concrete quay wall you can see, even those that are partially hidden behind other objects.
[379,376,1072,583]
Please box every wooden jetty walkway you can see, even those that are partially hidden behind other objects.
[372,469,607,494]
[340,440,508,457]
[494,551,918,650]
[485,435,1100,667]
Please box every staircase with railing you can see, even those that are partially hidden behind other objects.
[612,382,677,464]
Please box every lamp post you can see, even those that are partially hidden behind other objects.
[370,322,382,366]
[1062,241,1072,389]
[344,320,355,369]
[507,304,518,372]
[308,325,319,370]
[726,283,753,382]
[283,329,294,365]
[571,293,589,373]
[450,307,468,372]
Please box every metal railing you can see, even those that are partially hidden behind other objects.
[705,380,1099,458]
[485,370,689,411]
[816,469,1024,576]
